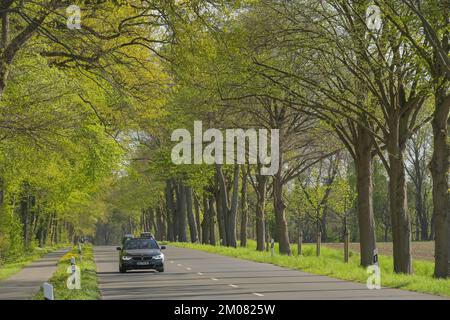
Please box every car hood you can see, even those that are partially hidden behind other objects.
[123,249,161,256]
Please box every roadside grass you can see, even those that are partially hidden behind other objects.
[34,244,100,300]
[0,245,67,281]
[170,240,450,298]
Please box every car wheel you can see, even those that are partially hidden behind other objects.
[157,267,164,273]
[119,266,126,273]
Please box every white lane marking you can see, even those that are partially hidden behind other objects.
[186,267,191,271]
[170,261,174,264]
[253,293,264,297]
[177,264,182,267]
[229,284,238,288]
[197,272,203,275]
[210,278,218,281]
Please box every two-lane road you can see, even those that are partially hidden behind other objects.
[94,246,444,300]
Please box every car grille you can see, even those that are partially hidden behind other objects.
[131,256,153,261]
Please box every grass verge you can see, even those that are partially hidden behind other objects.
[0,245,67,281]
[170,240,450,298]
[34,244,100,300]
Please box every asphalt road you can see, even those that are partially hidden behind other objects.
[0,248,68,300]
[94,246,445,300]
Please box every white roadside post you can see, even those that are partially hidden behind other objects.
[71,256,76,275]
[67,256,81,290]
[43,282,54,300]
[78,242,83,263]
[366,248,381,290]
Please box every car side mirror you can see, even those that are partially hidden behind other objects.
[160,246,166,250]
[116,247,122,251]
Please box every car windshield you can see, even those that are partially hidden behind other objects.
[123,239,158,250]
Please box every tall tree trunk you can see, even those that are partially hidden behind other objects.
[194,193,202,242]
[1,10,9,50]
[215,189,226,245]
[38,216,45,247]
[140,209,145,231]
[354,126,377,267]
[228,165,239,248]
[432,92,450,278]
[410,137,429,241]
[430,215,435,241]
[215,164,239,248]
[177,181,187,242]
[185,186,198,243]
[156,207,164,240]
[240,167,248,247]
[321,208,327,242]
[201,196,210,244]
[273,173,291,255]
[255,174,267,251]
[349,2,379,267]
[20,193,31,248]
[387,136,413,274]
[165,180,176,241]
[166,205,174,242]
[153,207,161,239]
[416,193,428,241]
[215,165,227,246]
[208,196,216,245]
[174,180,181,240]
[149,208,156,234]
[214,170,226,245]
[45,212,53,245]
[30,201,38,242]
[161,206,167,240]
[53,217,58,244]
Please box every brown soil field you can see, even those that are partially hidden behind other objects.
[322,241,435,261]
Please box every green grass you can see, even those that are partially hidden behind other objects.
[170,240,450,298]
[34,244,100,300]
[0,245,67,281]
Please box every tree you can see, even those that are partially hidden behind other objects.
[185,185,198,242]
[406,128,433,241]
[0,1,174,100]
[232,0,379,266]
[368,0,449,278]
[299,155,340,256]
[248,166,269,251]
[215,164,240,247]
[240,166,249,247]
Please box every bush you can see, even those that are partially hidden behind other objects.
[34,244,100,300]
[0,206,24,264]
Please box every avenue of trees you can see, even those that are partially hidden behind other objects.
[0,1,448,279]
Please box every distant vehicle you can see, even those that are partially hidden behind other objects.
[122,234,134,245]
[140,232,154,239]
[116,237,166,273]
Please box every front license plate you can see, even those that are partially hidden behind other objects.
[137,261,150,266]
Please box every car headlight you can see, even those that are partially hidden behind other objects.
[153,254,164,261]
[122,256,132,261]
